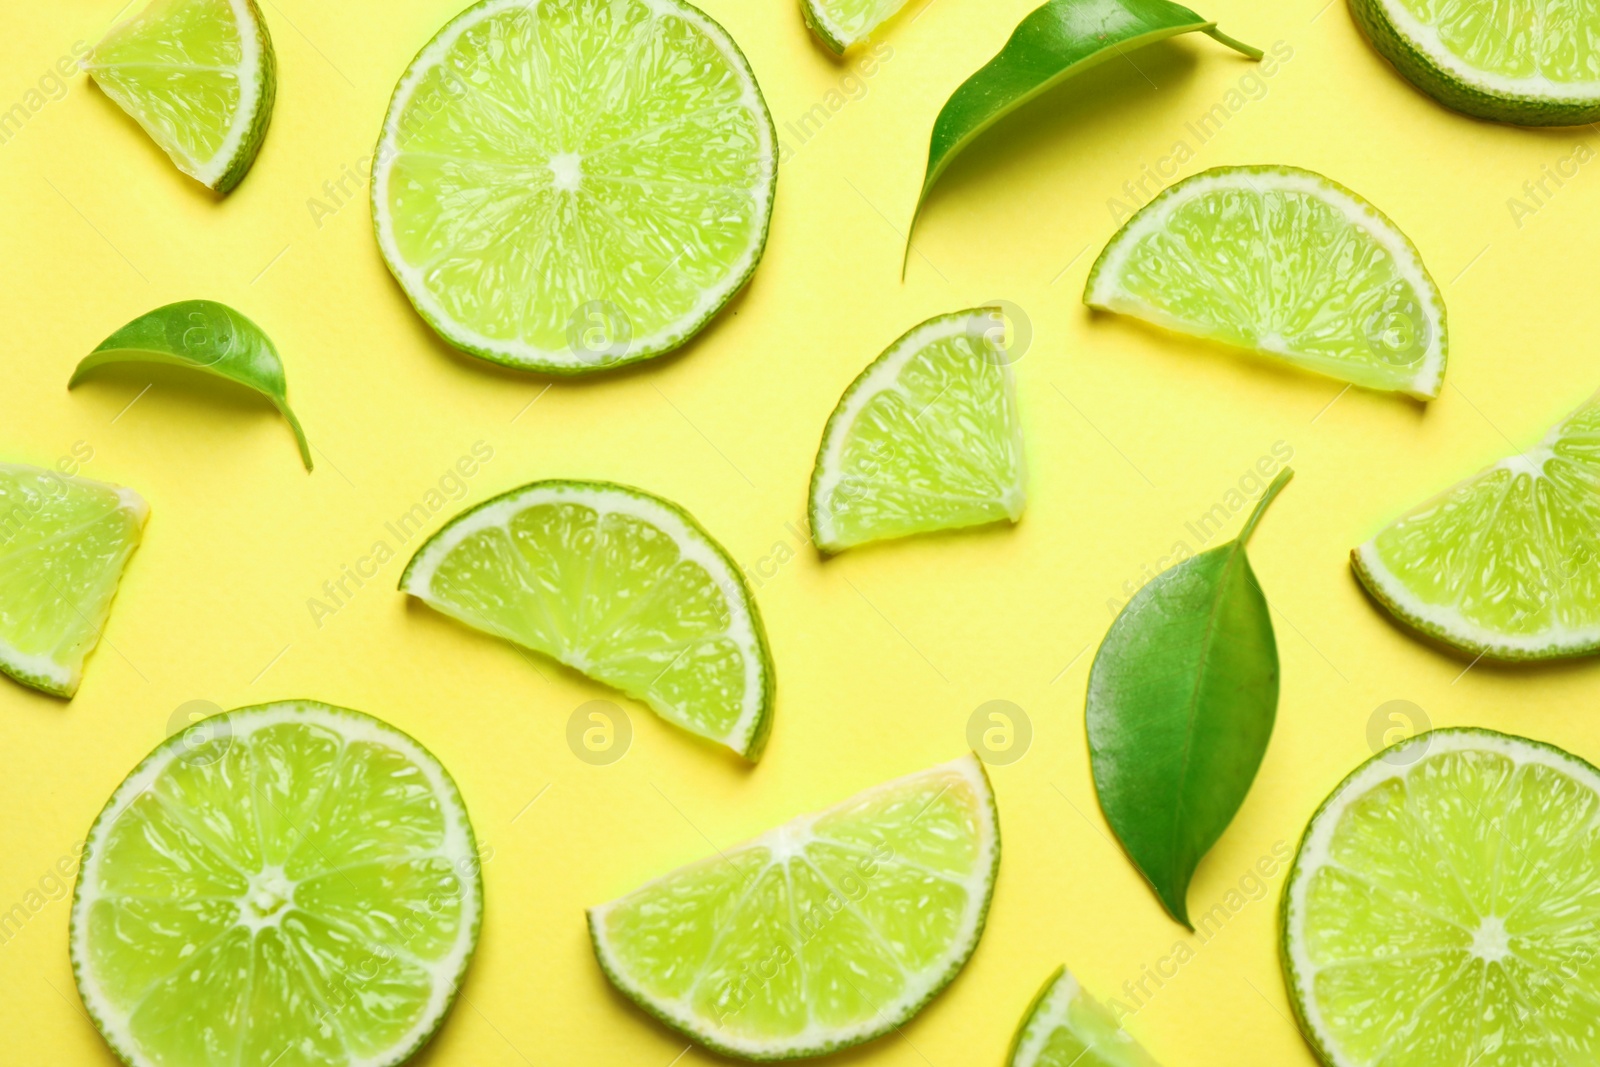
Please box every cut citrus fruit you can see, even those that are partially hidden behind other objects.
[1354,389,1600,660]
[1282,728,1600,1067]
[802,0,906,53]
[85,0,276,193]
[70,700,483,1067]
[1350,0,1600,125]
[809,308,1026,553]
[1007,966,1161,1067]
[372,0,776,374]
[1085,165,1446,399]
[400,480,774,759]
[589,754,998,1058]
[0,464,147,698]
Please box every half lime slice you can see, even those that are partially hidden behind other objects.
[1007,966,1161,1067]
[372,0,776,374]
[0,464,146,698]
[802,0,907,53]
[85,0,276,193]
[809,308,1026,553]
[1085,165,1446,399]
[400,480,774,759]
[1350,0,1600,125]
[70,700,483,1067]
[1354,388,1600,660]
[589,754,999,1058]
[1282,728,1600,1067]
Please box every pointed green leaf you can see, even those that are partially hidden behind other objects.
[905,0,1260,274]
[70,300,312,471]
[1086,468,1290,927]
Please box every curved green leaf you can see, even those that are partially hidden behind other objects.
[905,0,1260,275]
[70,300,312,471]
[1086,467,1290,927]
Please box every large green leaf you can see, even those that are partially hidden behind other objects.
[70,300,312,470]
[905,0,1259,272]
[1086,468,1290,927]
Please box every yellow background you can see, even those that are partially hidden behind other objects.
[4,0,1600,1063]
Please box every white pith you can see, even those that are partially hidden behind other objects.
[401,482,768,754]
[1010,968,1082,1065]
[371,0,776,370]
[1374,0,1600,102]
[811,309,1027,550]
[1283,729,1600,1067]
[86,0,267,188]
[588,754,998,1058]
[1087,167,1447,399]
[70,701,482,1067]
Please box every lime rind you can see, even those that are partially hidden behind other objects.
[1006,965,1161,1067]
[800,0,905,54]
[370,0,777,374]
[587,754,1000,1060]
[69,700,484,1067]
[1085,165,1447,399]
[1280,727,1600,1067]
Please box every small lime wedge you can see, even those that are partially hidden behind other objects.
[802,0,907,53]
[1007,966,1161,1067]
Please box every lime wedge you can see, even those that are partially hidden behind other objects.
[70,700,483,1067]
[1354,390,1600,660]
[1282,728,1600,1067]
[400,480,774,759]
[1085,165,1446,399]
[0,464,146,698]
[809,308,1026,553]
[589,754,998,1058]
[1351,0,1600,125]
[372,0,776,374]
[85,0,276,193]
[1007,966,1161,1067]
[802,0,906,53]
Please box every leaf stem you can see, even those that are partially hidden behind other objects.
[1203,27,1264,60]
[1236,467,1293,547]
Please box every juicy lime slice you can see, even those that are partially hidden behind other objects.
[372,0,776,374]
[0,464,146,698]
[1007,966,1161,1067]
[1085,165,1447,399]
[1282,728,1600,1067]
[70,700,483,1067]
[809,308,1026,553]
[801,0,906,53]
[589,754,999,1058]
[85,0,276,193]
[1354,389,1600,659]
[1350,0,1600,125]
[400,480,774,759]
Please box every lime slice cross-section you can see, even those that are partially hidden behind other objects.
[1007,966,1161,1067]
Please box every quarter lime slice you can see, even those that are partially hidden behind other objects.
[1282,728,1600,1067]
[801,0,906,53]
[400,480,774,759]
[1085,165,1446,399]
[808,308,1026,553]
[589,754,999,1059]
[1354,389,1600,660]
[1350,0,1600,125]
[1007,966,1161,1067]
[0,464,146,698]
[372,0,776,374]
[70,700,483,1067]
[85,0,276,193]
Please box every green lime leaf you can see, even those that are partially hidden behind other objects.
[905,0,1259,273]
[70,300,312,471]
[1086,468,1290,927]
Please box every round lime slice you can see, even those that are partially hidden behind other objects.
[1354,389,1600,660]
[372,0,776,374]
[801,0,906,53]
[589,754,999,1059]
[1007,966,1161,1067]
[400,480,774,759]
[1085,165,1447,399]
[1282,728,1600,1066]
[808,308,1027,553]
[70,700,483,1067]
[0,464,147,698]
[1350,0,1600,125]
[85,0,276,193]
